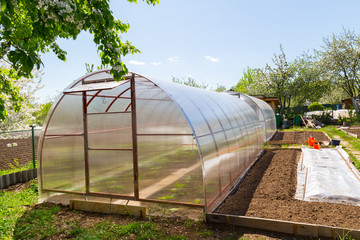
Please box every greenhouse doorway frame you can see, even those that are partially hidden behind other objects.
[40,71,203,208]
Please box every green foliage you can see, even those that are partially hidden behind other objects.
[14,205,61,239]
[0,159,33,176]
[172,76,208,89]
[233,67,256,94]
[308,102,325,111]
[215,84,226,92]
[310,111,331,124]
[0,0,158,120]
[85,62,111,73]
[32,101,52,126]
[0,180,38,239]
[0,67,23,120]
[321,126,360,171]
[68,221,167,240]
[319,28,360,112]
[238,47,330,114]
[338,230,355,240]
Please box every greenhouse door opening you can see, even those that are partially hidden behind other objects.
[68,73,138,198]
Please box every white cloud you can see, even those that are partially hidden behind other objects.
[167,57,180,62]
[128,60,146,65]
[204,56,219,63]
[151,61,162,66]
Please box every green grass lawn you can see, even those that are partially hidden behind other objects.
[0,180,38,239]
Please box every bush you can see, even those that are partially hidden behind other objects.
[308,102,325,111]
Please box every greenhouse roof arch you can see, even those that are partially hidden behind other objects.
[39,70,275,212]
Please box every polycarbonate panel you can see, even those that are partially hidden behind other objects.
[40,71,269,213]
[87,113,132,149]
[42,136,85,191]
[64,80,125,93]
[83,71,113,83]
[138,135,203,204]
[86,81,131,113]
[89,150,134,195]
[154,79,264,211]
[46,95,83,135]
[246,95,276,141]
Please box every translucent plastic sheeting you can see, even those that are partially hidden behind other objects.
[41,136,85,191]
[39,71,269,212]
[240,94,276,141]
[154,79,264,211]
[46,95,83,135]
[296,146,360,205]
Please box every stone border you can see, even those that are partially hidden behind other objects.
[0,168,37,189]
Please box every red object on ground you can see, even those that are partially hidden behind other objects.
[314,144,320,150]
[308,137,316,146]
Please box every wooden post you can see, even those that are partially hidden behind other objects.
[131,74,139,199]
[82,92,90,193]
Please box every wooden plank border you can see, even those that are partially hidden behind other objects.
[207,213,360,239]
[69,199,146,218]
[340,129,359,138]
[268,140,296,145]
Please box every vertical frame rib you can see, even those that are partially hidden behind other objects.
[131,73,139,199]
[82,92,90,193]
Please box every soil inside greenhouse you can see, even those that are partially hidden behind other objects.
[216,149,360,230]
[0,137,39,170]
[271,131,330,144]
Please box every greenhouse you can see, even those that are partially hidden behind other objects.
[38,70,276,212]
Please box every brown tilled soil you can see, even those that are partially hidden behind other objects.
[217,149,360,230]
[271,131,330,144]
[345,128,360,137]
[0,137,39,170]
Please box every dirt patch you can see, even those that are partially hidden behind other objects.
[271,131,330,144]
[14,201,310,240]
[0,137,39,170]
[345,128,360,137]
[217,149,360,230]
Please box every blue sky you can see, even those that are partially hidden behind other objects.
[37,0,360,102]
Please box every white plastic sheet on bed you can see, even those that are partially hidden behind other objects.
[296,146,360,205]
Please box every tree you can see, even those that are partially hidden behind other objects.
[250,45,296,115]
[0,0,158,119]
[319,29,360,112]
[291,53,330,106]
[0,64,43,131]
[172,76,208,89]
[0,66,23,120]
[240,47,330,114]
[32,100,53,126]
[215,84,226,92]
[233,67,256,94]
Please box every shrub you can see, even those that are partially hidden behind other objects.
[308,102,325,111]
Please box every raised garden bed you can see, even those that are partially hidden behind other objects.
[341,127,360,138]
[269,131,331,145]
[213,149,360,237]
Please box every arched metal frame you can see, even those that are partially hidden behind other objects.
[38,70,275,212]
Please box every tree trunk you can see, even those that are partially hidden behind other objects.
[351,97,359,113]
